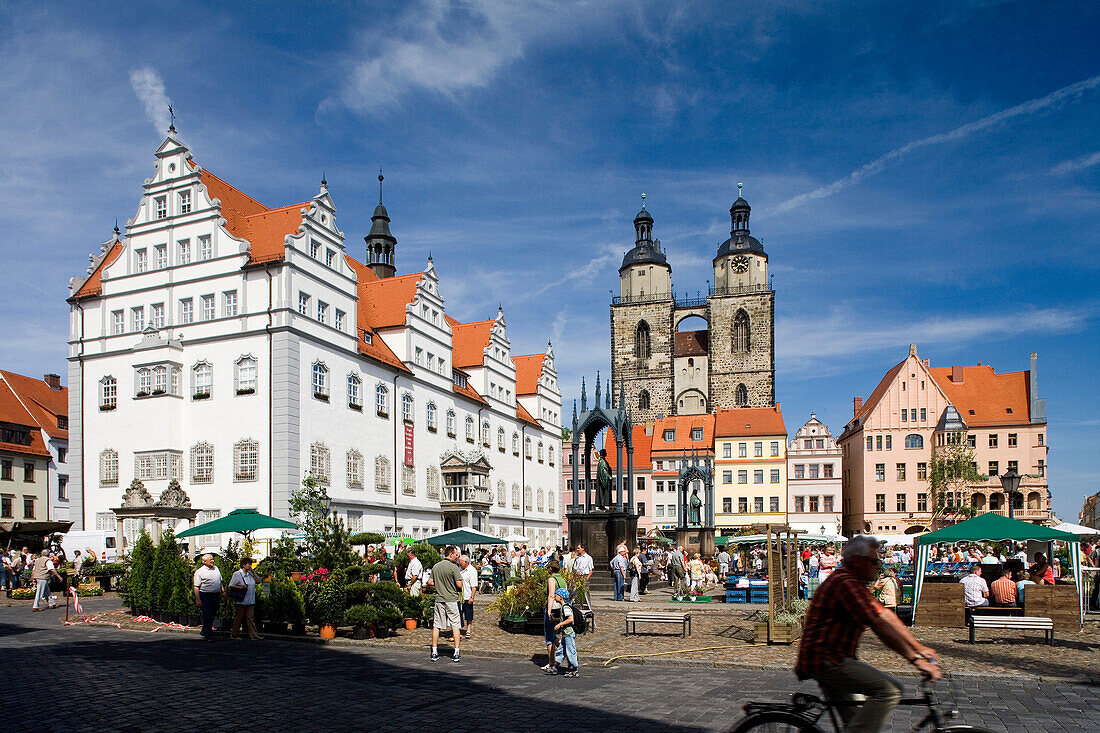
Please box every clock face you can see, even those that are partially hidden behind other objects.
[731,255,750,273]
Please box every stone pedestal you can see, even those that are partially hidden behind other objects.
[675,526,716,559]
[566,510,638,590]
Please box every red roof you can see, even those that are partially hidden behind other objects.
[343,256,410,373]
[0,371,68,440]
[358,272,422,329]
[603,425,652,469]
[516,401,540,428]
[929,365,1031,426]
[513,353,545,395]
[713,405,786,437]
[72,241,124,299]
[674,330,708,357]
[0,382,51,457]
[451,320,494,369]
[201,169,307,264]
[651,413,716,453]
[855,359,906,421]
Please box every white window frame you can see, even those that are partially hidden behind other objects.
[178,239,191,264]
[347,374,362,409]
[235,356,257,394]
[179,298,193,324]
[234,439,258,482]
[376,385,389,417]
[347,450,364,489]
[100,376,117,409]
[191,443,214,484]
[223,290,238,318]
[198,235,212,260]
[192,361,213,399]
[312,362,329,399]
[150,303,164,329]
[201,295,215,321]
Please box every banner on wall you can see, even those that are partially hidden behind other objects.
[404,423,414,466]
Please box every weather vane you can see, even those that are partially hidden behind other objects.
[737,181,743,197]
[641,192,646,209]
[168,104,175,130]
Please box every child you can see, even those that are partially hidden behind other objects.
[550,588,579,678]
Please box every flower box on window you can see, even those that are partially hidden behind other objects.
[314,392,329,402]
[467,437,475,444]
[404,419,414,426]
[349,403,363,411]
[427,425,437,433]
[136,391,150,398]
[152,389,166,396]
[483,441,490,448]
[377,409,389,418]
[447,431,456,438]
[513,450,520,456]
[236,387,256,396]
[498,446,505,453]
[99,404,116,412]
[192,392,211,400]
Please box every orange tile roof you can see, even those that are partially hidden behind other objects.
[72,241,124,299]
[929,365,1031,426]
[714,405,786,437]
[651,413,716,453]
[516,401,540,428]
[200,169,308,264]
[674,330,708,357]
[0,382,50,457]
[451,320,494,369]
[343,256,410,373]
[0,371,68,440]
[513,353,545,395]
[856,359,906,421]
[603,425,652,469]
[358,272,423,329]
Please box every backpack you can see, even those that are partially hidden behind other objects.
[567,602,588,634]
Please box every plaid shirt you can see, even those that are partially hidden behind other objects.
[795,566,883,679]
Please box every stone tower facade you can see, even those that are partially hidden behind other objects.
[610,192,775,422]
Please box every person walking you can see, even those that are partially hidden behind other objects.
[551,587,580,677]
[628,548,643,602]
[228,558,263,640]
[193,553,225,641]
[427,545,463,662]
[542,560,568,674]
[1,551,12,596]
[610,547,629,601]
[638,547,650,595]
[688,553,706,593]
[873,567,900,613]
[668,545,688,597]
[458,554,478,639]
[717,548,731,580]
[31,549,62,611]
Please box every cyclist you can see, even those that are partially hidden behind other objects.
[795,535,942,732]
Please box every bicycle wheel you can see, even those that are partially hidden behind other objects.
[728,711,822,732]
[941,727,998,733]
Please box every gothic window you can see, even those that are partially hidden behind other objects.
[638,389,650,410]
[512,432,520,454]
[347,450,364,489]
[482,420,490,445]
[310,443,331,485]
[375,456,391,492]
[497,427,505,451]
[537,442,544,462]
[525,437,532,459]
[402,465,416,495]
[100,449,118,486]
[426,402,437,431]
[732,310,750,353]
[312,363,329,399]
[446,409,456,436]
[635,321,651,359]
[465,416,475,442]
[234,439,258,482]
[191,443,214,483]
[376,385,389,416]
[402,393,413,423]
[548,490,555,514]
[735,383,748,407]
[548,445,555,466]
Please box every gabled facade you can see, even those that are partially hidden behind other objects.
[650,413,715,529]
[786,413,842,537]
[838,345,1049,536]
[0,375,59,524]
[0,371,70,522]
[712,405,787,530]
[67,130,562,547]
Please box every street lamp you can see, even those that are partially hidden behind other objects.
[1000,468,1022,520]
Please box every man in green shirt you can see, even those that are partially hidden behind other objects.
[427,545,464,662]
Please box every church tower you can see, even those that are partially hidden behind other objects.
[707,188,775,408]
[365,171,397,279]
[610,197,674,423]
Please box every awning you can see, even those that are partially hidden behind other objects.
[177,509,297,538]
[916,513,1080,545]
[424,528,501,546]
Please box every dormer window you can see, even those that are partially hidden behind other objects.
[155,196,166,220]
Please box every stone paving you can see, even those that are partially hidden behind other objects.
[2,597,1098,732]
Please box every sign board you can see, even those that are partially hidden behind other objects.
[404,424,414,466]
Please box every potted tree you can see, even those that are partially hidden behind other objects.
[313,574,347,639]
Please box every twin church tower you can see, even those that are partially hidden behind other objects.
[610,190,775,423]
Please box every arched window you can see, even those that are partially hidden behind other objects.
[512,432,520,454]
[234,439,258,482]
[904,433,923,449]
[525,437,532,459]
[191,442,214,483]
[512,483,521,508]
[347,450,364,489]
[537,441,544,462]
[1027,491,1041,510]
[99,449,119,486]
[465,416,475,442]
[446,409,456,436]
[376,385,389,416]
[732,310,750,353]
[235,356,257,394]
[375,456,391,492]
[638,389,650,410]
[100,376,117,409]
[482,420,490,445]
[426,402,437,431]
[635,321,651,359]
[310,442,331,485]
[524,485,533,509]
[736,383,748,407]
[548,445,555,466]
[497,427,505,451]
[347,374,362,408]
[970,492,985,510]
[402,393,413,423]
[312,363,329,399]
[537,487,545,511]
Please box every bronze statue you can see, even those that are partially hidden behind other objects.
[688,487,703,526]
[595,448,613,509]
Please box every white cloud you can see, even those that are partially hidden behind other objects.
[774,73,1100,213]
[1049,151,1100,175]
[129,66,172,134]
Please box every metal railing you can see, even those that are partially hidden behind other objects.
[611,293,673,306]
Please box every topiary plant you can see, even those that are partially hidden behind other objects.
[125,530,155,612]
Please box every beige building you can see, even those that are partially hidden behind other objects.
[839,346,1049,536]
[713,405,787,531]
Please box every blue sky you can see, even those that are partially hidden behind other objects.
[1,1,1097,522]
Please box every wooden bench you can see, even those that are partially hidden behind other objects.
[625,611,691,637]
[968,615,1054,646]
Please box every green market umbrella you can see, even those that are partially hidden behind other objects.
[177,508,297,539]
[423,528,501,547]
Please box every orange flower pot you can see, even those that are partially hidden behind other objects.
[404,618,418,630]
[320,624,337,639]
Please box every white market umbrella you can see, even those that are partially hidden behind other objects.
[503,533,529,543]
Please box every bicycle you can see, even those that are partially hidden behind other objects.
[730,677,996,732]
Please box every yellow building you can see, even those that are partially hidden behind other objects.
[713,405,787,530]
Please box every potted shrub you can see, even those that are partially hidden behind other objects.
[312,574,347,639]
[125,530,155,616]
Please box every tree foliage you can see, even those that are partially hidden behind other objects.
[126,529,156,611]
[289,473,360,570]
[929,431,986,513]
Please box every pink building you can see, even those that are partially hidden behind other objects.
[839,346,1049,536]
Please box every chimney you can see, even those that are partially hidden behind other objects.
[43,374,61,390]
[951,365,964,383]
[853,396,863,417]
[922,358,930,367]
